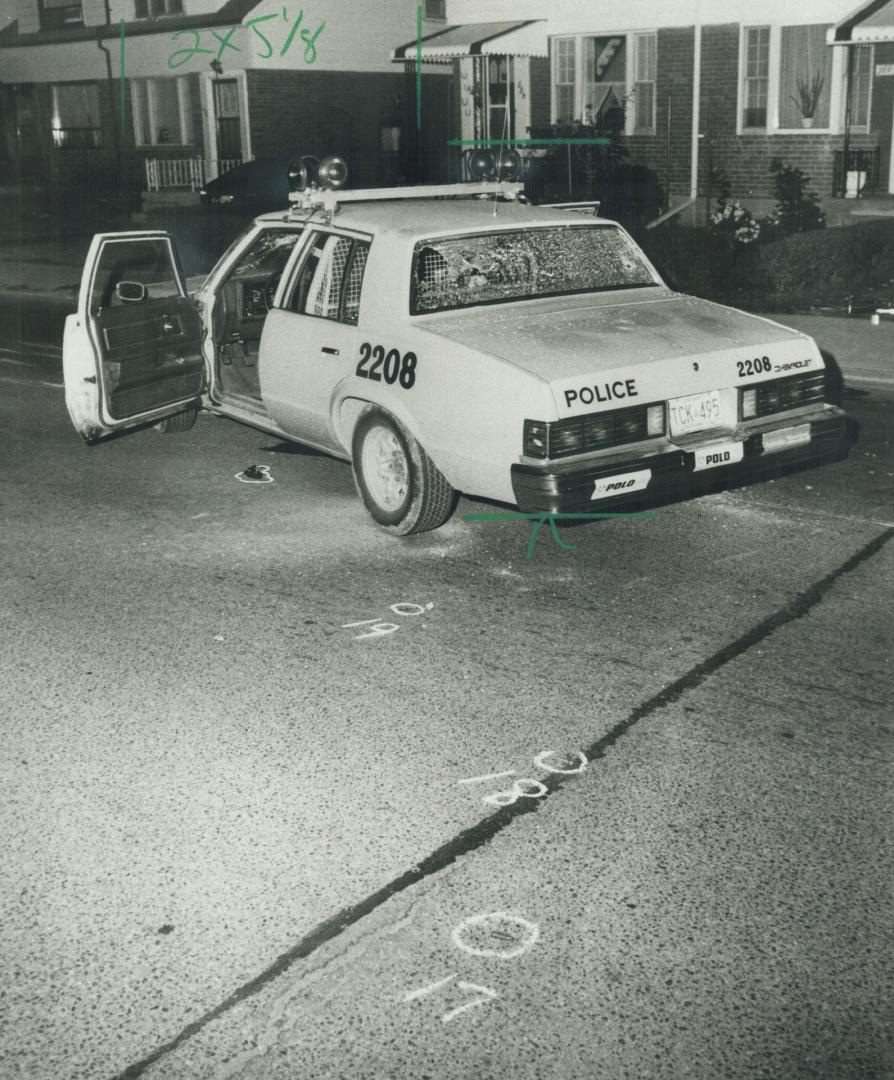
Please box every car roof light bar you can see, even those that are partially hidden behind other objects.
[287,181,525,219]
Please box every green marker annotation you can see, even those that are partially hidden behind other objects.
[464,512,657,561]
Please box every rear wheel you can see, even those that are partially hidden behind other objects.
[351,409,456,535]
[154,408,198,434]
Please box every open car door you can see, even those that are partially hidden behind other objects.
[63,232,205,442]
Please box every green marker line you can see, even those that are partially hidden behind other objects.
[463,513,656,521]
[416,5,422,130]
[448,138,612,146]
[119,18,126,136]
[463,511,657,560]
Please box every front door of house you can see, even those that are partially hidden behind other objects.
[212,78,242,162]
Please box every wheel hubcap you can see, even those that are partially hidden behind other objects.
[362,426,409,510]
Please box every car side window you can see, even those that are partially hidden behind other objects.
[288,232,369,324]
[342,243,369,324]
[90,238,180,313]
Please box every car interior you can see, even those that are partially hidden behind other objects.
[213,228,304,401]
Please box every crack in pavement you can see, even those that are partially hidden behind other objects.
[111,525,894,1080]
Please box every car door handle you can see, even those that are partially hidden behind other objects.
[162,316,181,334]
[321,346,339,355]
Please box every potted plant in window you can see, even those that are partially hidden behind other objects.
[791,71,824,128]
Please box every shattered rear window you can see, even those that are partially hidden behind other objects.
[411,225,658,314]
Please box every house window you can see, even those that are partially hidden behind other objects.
[488,56,513,140]
[423,0,446,20]
[554,38,576,123]
[779,25,832,129]
[583,37,626,124]
[633,32,657,132]
[132,78,193,146]
[742,26,770,129]
[134,0,184,16]
[51,84,101,148]
[848,45,873,129]
[741,24,856,134]
[38,0,83,31]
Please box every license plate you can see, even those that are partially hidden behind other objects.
[669,390,723,435]
[693,440,744,472]
[592,469,651,499]
[762,424,811,454]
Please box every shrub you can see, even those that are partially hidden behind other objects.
[754,219,894,310]
[763,158,825,239]
[710,173,762,247]
[640,219,894,313]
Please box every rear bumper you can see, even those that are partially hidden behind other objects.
[510,407,849,515]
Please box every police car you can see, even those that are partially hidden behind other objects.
[62,155,848,535]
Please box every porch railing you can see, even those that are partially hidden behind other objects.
[144,157,244,192]
[832,148,881,199]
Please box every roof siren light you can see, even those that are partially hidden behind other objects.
[287,154,320,193]
[468,149,496,181]
[318,156,348,190]
[495,148,523,182]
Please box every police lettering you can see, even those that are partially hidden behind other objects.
[564,379,638,409]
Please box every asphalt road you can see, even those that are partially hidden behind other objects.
[2,347,893,1080]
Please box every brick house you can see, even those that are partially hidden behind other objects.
[394,0,894,223]
[0,0,451,208]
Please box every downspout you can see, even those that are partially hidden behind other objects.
[690,0,702,203]
[647,0,702,228]
[842,44,854,196]
[96,0,124,210]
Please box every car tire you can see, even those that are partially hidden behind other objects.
[154,408,198,434]
[351,409,457,535]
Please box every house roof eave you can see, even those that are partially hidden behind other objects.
[0,0,264,49]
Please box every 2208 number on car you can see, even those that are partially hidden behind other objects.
[737,356,771,378]
[356,343,417,389]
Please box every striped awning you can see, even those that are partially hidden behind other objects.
[392,20,548,62]
[830,0,894,43]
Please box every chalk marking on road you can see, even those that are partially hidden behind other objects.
[457,770,517,785]
[451,912,540,959]
[533,749,588,775]
[441,982,498,1024]
[347,621,400,640]
[460,749,587,802]
[402,973,456,1002]
[109,528,894,1080]
[403,973,498,1023]
[342,601,433,641]
[482,778,548,807]
[715,497,894,532]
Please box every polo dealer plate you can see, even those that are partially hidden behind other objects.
[592,469,652,499]
[693,441,744,472]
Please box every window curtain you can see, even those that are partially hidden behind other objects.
[779,25,832,129]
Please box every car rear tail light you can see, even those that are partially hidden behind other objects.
[741,388,757,419]
[646,404,665,436]
[523,420,549,457]
[523,403,664,460]
[740,372,825,420]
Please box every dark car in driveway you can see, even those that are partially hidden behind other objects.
[200,158,292,212]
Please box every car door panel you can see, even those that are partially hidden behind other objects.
[63,232,204,441]
[259,231,370,451]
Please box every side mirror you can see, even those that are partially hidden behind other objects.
[115,280,147,303]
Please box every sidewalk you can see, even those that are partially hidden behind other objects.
[0,237,890,389]
[0,237,87,300]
